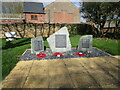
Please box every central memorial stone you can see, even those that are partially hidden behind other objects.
[47,27,71,53]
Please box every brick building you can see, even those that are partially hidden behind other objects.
[45,0,80,23]
[1,1,80,24]
[24,2,45,23]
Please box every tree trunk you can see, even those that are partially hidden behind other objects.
[47,24,51,37]
[22,23,26,38]
[39,24,42,36]
[6,24,12,31]
[103,20,111,37]
[2,25,8,32]
[53,23,56,33]
[34,23,37,37]
[13,23,24,38]
[41,24,44,37]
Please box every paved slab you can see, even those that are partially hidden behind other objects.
[2,61,33,88]
[113,56,120,60]
[2,56,120,88]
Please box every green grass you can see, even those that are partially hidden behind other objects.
[1,35,119,80]
[70,35,80,47]
[93,38,119,55]
[70,35,119,55]
[2,38,31,80]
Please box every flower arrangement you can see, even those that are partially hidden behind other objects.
[36,53,46,58]
[76,52,85,56]
[54,52,63,57]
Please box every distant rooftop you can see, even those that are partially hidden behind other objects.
[23,2,44,14]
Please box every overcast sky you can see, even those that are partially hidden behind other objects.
[36,0,82,7]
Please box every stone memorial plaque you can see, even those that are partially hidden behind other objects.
[47,27,71,53]
[31,36,44,54]
[78,35,93,51]
[82,38,90,48]
[34,40,43,51]
[55,35,66,48]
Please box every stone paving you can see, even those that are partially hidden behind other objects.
[2,56,120,88]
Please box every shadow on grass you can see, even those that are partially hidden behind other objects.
[2,38,31,50]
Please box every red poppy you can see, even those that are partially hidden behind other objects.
[54,52,63,56]
[76,52,85,56]
[76,52,80,55]
[36,53,46,58]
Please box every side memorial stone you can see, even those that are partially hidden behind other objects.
[31,36,44,54]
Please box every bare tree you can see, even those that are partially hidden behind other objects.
[2,2,23,14]
[12,23,26,38]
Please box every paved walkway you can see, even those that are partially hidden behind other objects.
[2,56,120,88]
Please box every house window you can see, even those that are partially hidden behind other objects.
[31,15,38,20]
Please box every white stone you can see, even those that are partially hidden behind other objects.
[4,32,16,41]
[47,27,71,53]
[4,32,16,38]
[79,52,82,54]
[6,38,15,41]
[57,55,60,57]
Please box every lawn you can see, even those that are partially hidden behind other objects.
[1,35,119,80]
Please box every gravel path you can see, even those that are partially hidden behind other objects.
[20,47,112,61]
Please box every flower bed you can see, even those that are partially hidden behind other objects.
[20,47,112,61]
